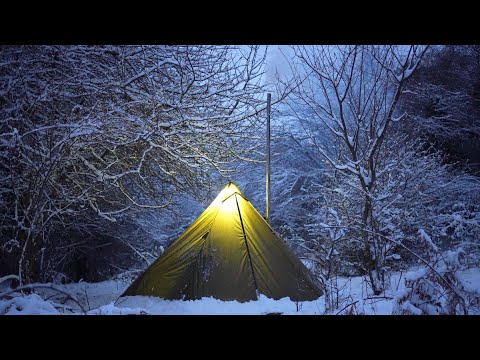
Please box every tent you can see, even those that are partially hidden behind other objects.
[122,182,322,302]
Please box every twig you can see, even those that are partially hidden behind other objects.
[336,300,359,315]
[83,283,91,311]
[119,239,152,266]
[48,302,76,311]
[396,270,404,292]
[0,274,20,285]
[363,296,393,301]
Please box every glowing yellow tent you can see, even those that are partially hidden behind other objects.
[122,182,322,302]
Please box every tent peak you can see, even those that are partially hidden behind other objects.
[213,182,243,204]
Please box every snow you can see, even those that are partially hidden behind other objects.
[445,248,465,267]
[386,254,401,260]
[1,278,328,315]
[395,65,417,83]
[115,295,325,315]
[0,293,59,315]
[401,300,423,315]
[1,267,478,315]
[0,272,412,315]
[457,268,480,295]
[359,166,371,186]
[418,228,438,252]
[405,268,428,282]
[9,214,459,317]
[87,303,148,315]
[347,135,354,147]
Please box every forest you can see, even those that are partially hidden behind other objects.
[0,45,479,315]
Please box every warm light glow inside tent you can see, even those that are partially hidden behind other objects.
[211,182,242,206]
[122,182,322,302]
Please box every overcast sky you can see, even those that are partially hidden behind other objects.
[265,45,295,84]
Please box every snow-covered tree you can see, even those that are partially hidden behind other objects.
[400,45,480,174]
[288,45,428,294]
[0,45,268,284]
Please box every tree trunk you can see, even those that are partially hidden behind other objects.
[362,196,383,295]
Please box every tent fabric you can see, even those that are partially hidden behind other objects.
[122,183,322,302]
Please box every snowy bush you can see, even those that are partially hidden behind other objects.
[393,230,480,315]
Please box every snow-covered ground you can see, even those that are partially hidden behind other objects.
[2,268,479,315]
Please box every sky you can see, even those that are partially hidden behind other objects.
[264,45,295,84]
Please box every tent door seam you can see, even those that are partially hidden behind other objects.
[235,194,259,298]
